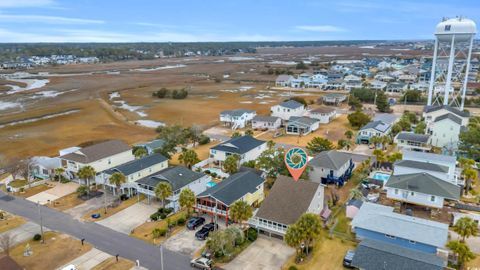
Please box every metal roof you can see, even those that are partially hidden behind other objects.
[394,160,449,173]
[423,105,470,117]
[396,132,430,143]
[210,136,266,155]
[434,113,462,125]
[278,100,304,109]
[386,173,460,200]
[136,166,206,191]
[310,150,352,170]
[287,116,320,127]
[220,109,255,117]
[252,115,280,123]
[104,153,167,176]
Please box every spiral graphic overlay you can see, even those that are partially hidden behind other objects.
[285,147,308,169]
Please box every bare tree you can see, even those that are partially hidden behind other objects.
[0,233,15,255]
[17,158,33,187]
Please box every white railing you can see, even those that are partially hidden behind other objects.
[196,204,227,216]
[192,158,213,170]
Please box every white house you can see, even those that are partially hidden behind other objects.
[385,173,461,209]
[369,80,387,91]
[136,166,211,211]
[251,115,281,130]
[219,109,256,129]
[99,153,168,195]
[401,150,460,185]
[270,100,306,121]
[308,106,336,124]
[286,116,320,135]
[249,176,324,239]
[356,120,392,144]
[321,93,347,105]
[309,150,355,185]
[344,74,362,90]
[275,75,293,87]
[394,132,431,152]
[59,140,135,182]
[210,135,267,165]
[30,156,62,180]
[424,106,470,149]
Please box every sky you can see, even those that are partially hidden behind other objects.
[0,0,479,43]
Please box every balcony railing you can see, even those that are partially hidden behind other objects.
[196,204,227,216]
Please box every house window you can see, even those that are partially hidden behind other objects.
[430,195,436,202]
[410,192,415,196]
[394,189,399,195]
[409,240,416,244]
[108,159,111,165]
[385,234,396,239]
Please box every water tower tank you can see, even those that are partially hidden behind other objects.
[435,17,476,42]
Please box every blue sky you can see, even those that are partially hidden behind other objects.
[0,0,479,42]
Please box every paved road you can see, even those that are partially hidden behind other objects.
[0,191,191,270]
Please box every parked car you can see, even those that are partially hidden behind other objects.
[195,223,217,240]
[190,257,212,269]
[343,250,355,268]
[187,217,206,230]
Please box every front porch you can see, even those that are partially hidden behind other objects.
[195,197,230,225]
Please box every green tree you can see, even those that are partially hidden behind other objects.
[370,136,381,149]
[375,91,390,112]
[229,200,253,227]
[223,154,240,174]
[285,224,304,258]
[231,131,242,138]
[54,167,64,182]
[295,61,307,70]
[414,121,426,134]
[344,130,353,140]
[402,90,423,103]
[447,240,475,268]
[463,168,478,195]
[242,160,256,168]
[296,213,322,255]
[306,137,333,154]
[387,152,403,163]
[244,129,254,136]
[155,182,173,207]
[347,111,371,129]
[373,149,385,169]
[133,147,147,159]
[453,217,479,242]
[108,172,126,198]
[178,148,200,169]
[77,165,96,196]
[459,117,480,160]
[349,188,364,200]
[348,95,362,110]
[256,147,283,178]
[179,188,195,215]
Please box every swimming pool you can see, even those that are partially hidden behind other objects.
[372,172,391,182]
[207,181,217,188]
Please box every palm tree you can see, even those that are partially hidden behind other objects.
[155,182,172,208]
[463,168,478,195]
[179,188,195,215]
[285,224,304,259]
[223,154,240,174]
[54,167,64,182]
[178,149,200,169]
[77,166,96,197]
[344,130,353,140]
[453,217,479,242]
[133,148,147,159]
[372,149,385,169]
[447,240,475,269]
[296,213,322,256]
[108,172,126,198]
[370,136,381,149]
[229,200,253,227]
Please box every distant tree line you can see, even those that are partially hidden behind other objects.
[152,88,189,99]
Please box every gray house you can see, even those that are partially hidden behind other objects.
[309,150,354,186]
[286,116,320,135]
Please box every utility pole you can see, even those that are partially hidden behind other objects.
[160,245,165,270]
[37,201,45,244]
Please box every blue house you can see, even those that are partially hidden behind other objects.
[351,203,449,254]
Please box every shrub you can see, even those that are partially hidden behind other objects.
[177,217,186,225]
[246,228,258,242]
[204,170,211,175]
[152,228,167,238]
[288,266,298,270]
[76,186,88,196]
[33,234,42,241]
[150,212,161,221]
[199,135,211,145]
[159,213,167,220]
[211,172,217,178]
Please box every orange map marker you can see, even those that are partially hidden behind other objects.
[284,147,308,181]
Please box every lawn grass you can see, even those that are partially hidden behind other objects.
[130,210,188,244]
[82,194,145,222]
[14,184,52,198]
[8,179,28,188]
[49,192,85,211]
[0,214,26,233]
[10,231,92,270]
[91,257,135,270]
[466,253,480,269]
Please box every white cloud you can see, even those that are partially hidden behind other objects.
[0,0,55,8]
[0,14,104,24]
[295,25,347,32]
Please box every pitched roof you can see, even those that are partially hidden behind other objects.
[396,132,430,143]
[252,115,280,123]
[276,75,292,81]
[310,106,336,114]
[424,105,470,117]
[211,136,266,155]
[385,173,460,200]
[60,140,131,164]
[197,171,264,206]
[310,150,352,170]
[360,120,390,132]
[278,100,304,109]
[434,113,462,125]
[352,202,449,248]
[394,160,449,173]
[255,176,322,225]
[220,109,255,117]
[347,199,363,209]
[288,116,320,127]
[0,254,22,270]
[373,113,398,125]
[104,153,167,176]
[143,139,165,150]
[136,166,206,191]
[351,239,445,270]
[402,150,456,165]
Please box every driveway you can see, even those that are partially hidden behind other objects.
[27,182,79,205]
[224,236,294,270]
[163,228,205,256]
[0,221,49,250]
[97,202,158,234]
[57,248,112,270]
[65,192,115,220]
[352,144,374,156]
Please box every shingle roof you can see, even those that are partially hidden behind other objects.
[360,120,390,132]
[276,75,292,82]
[373,113,398,125]
[136,166,206,191]
[434,113,462,125]
[211,136,266,155]
[402,150,456,165]
[220,109,255,117]
[310,150,352,170]
[143,139,165,150]
[104,153,167,176]
[255,176,322,225]
[385,173,460,200]
[351,239,445,270]
[288,116,320,127]
[310,106,336,114]
[252,115,280,123]
[424,105,470,117]
[351,202,449,248]
[197,171,264,206]
[60,140,131,164]
[278,100,304,109]
[396,132,430,143]
[394,160,449,173]
[347,199,363,209]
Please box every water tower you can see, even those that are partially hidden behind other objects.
[427,16,476,110]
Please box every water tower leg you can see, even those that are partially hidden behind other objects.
[460,36,474,110]
[427,39,438,106]
[444,35,456,105]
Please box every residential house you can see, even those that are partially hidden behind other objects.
[351,202,449,254]
[209,135,267,165]
[351,239,446,270]
[394,132,431,152]
[393,159,451,183]
[356,121,392,144]
[275,75,293,87]
[424,105,470,149]
[402,150,460,185]
[270,100,306,121]
[306,74,328,88]
[136,166,211,211]
[321,93,347,105]
[99,153,168,195]
[344,74,363,90]
[219,109,256,129]
[59,140,135,182]
[308,106,336,124]
[324,78,344,90]
[196,171,265,225]
[286,116,320,135]
[251,116,281,130]
[385,173,461,208]
[30,156,61,180]
[134,139,165,155]
[309,150,354,185]
[369,80,387,90]
[387,82,407,93]
[346,199,363,219]
[248,176,324,239]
